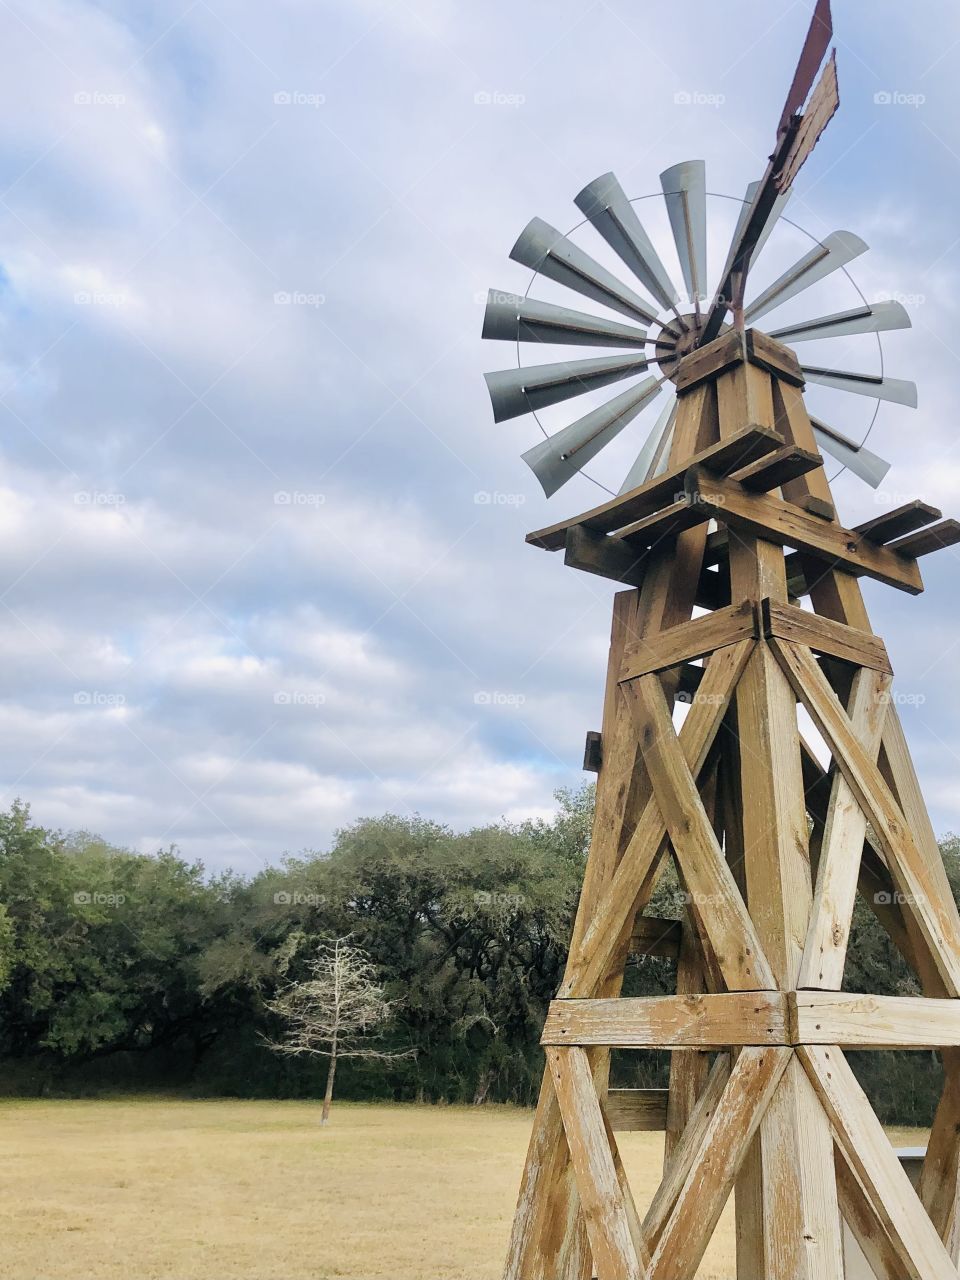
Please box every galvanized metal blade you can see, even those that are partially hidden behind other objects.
[723,181,792,281]
[509,217,657,324]
[801,365,918,407]
[484,353,649,423]
[481,290,648,349]
[744,231,868,323]
[767,300,911,344]
[618,399,677,494]
[660,161,708,304]
[574,172,679,311]
[811,416,891,488]
[522,377,663,498]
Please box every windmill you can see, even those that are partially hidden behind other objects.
[482,3,960,1277]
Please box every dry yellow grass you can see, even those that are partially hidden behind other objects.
[0,1097,927,1280]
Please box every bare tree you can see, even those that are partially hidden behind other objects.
[264,936,412,1125]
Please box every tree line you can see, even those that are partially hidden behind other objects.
[0,793,954,1124]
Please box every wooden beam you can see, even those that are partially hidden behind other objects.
[647,1047,793,1280]
[561,639,755,999]
[605,1088,669,1132]
[801,1045,959,1280]
[855,500,942,544]
[626,673,776,990]
[889,518,960,559]
[643,1054,731,1247]
[772,638,960,996]
[526,424,784,551]
[582,729,602,774]
[619,599,757,682]
[629,916,682,959]
[564,525,648,587]
[761,597,892,674]
[547,1047,648,1280]
[684,466,925,594]
[835,1144,909,1280]
[792,992,960,1048]
[540,993,790,1048]
[799,666,891,989]
[735,443,822,492]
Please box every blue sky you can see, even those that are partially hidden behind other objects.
[1,0,960,871]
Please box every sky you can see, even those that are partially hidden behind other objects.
[1,0,960,873]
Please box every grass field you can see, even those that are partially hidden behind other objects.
[0,1097,926,1280]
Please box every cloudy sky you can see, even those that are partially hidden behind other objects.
[1,0,960,872]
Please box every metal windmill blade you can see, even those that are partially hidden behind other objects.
[811,418,891,488]
[768,300,911,344]
[482,291,649,349]
[509,217,658,324]
[800,365,918,407]
[522,378,663,497]
[719,181,792,286]
[574,172,680,312]
[661,161,708,304]
[484,353,649,423]
[618,400,677,493]
[744,231,868,323]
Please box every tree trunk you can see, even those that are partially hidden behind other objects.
[473,1068,493,1106]
[321,1051,337,1126]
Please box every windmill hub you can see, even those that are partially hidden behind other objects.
[655,313,731,384]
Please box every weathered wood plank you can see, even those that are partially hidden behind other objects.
[547,1047,647,1280]
[526,424,784,551]
[889,518,960,559]
[772,638,960,996]
[761,597,892,674]
[647,1047,793,1280]
[627,673,776,990]
[629,916,682,959]
[541,993,790,1048]
[801,1045,959,1280]
[799,667,891,989]
[855,500,942,544]
[605,1088,669,1132]
[564,526,648,588]
[685,466,925,594]
[643,1054,731,1247]
[619,599,757,682]
[792,992,960,1048]
[561,640,754,1000]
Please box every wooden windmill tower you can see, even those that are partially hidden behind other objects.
[482,3,960,1276]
